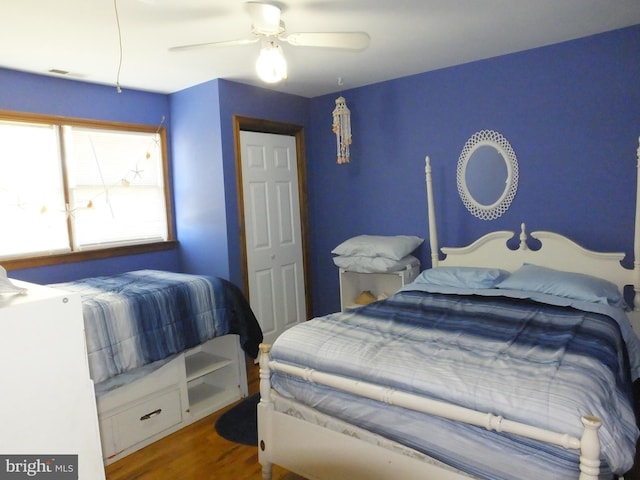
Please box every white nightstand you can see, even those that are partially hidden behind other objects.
[339,266,420,311]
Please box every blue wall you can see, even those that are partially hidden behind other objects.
[0,68,168,124]
[168,79,309,286]
[170,80,229,278]
[217,80,310,287]
[0,69,180,284]
[307,25,640,315]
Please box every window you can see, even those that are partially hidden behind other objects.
[0,112,174,267]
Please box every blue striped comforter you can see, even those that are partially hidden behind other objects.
[270,289,638,479]
[50,270,262,385]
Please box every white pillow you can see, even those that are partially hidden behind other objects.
[332,235,424,261]
[333,255,420,273]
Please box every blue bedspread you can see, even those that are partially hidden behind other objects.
[270,289,638,479]
[50,270,262,385]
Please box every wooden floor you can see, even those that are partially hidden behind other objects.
[104,358,640,480]
[104,360,304,480]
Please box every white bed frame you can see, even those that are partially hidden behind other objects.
[257,143,640,480]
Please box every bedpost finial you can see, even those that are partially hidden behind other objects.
[519,223,529,250]
[425,156,431,173]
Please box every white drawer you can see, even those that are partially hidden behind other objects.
[113,388,183,450]
[97,355,185,414]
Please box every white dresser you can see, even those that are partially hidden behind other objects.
[0,280,105,479]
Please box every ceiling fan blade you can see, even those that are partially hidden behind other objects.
[246,2,282,35]
[169,37,259,52]
[283,32,370,50]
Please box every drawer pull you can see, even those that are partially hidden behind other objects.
[140,409,162,421]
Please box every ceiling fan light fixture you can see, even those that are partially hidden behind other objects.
[256,40,287,83]
[170,3,370,86]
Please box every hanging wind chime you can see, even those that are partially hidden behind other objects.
[332,96,352,164]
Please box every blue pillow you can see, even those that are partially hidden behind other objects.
[414,266,508,289]
[496,264,626,309]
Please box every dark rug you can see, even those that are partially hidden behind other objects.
[215,393,260,446]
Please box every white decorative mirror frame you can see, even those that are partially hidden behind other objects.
[457,130,519,220]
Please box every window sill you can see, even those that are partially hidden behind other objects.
[2,240,179,271]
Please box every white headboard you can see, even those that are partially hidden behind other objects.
[424,138,640,311]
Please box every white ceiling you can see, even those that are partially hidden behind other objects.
[1,0,639,98]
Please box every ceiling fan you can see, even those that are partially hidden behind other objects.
[169,2,370,83]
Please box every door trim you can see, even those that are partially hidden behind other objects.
[233,115,312,320]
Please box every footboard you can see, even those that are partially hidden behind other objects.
[257,344,602,480]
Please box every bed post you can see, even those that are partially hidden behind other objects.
[425,156,440,267]
[578,416,601,480]
[258,343,273,480]
[634,137,640,311]
[259,343,272,403]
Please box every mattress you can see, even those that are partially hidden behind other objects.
[50,270,263,385]
[269,288,638,479]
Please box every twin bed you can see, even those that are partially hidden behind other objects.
[257,151,640,479]
[50,270,262,387]
[48,269,263,462]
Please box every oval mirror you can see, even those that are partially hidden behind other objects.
[457,130,518,220]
